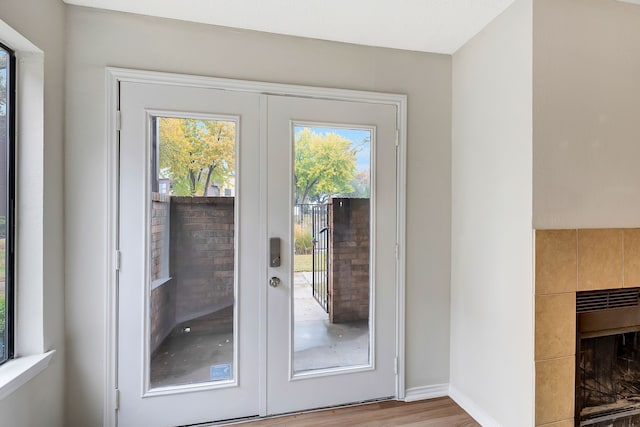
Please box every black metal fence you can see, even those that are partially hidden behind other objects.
[295,204,329,313]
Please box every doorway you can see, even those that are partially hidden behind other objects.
[110,71,406,427]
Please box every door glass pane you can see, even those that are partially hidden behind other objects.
[293,125,372,375]
[149,116,236,388]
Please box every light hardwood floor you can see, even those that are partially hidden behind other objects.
[224,398,480,426]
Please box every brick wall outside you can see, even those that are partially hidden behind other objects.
[171,197,235,324]
[150,279,175,354]
[149,196,235,355]
[329,198,370,323]
[150,193,174,353]
[151,193,170,281]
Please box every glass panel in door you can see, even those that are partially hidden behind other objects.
[149,117,237,389]
[292,125,373,375]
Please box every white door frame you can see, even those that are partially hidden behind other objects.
[104,67,407,427]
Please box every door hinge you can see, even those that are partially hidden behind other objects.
[114,250,121,271]
[395,129,399,147]
[395,243,399,260]
[114,388,120,411]
[116,110,122,132]
[394,357,399,375]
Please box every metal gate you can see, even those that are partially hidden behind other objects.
[311,204,329,313]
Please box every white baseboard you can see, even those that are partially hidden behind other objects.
[404,383,449,402]
[449,385,501,427]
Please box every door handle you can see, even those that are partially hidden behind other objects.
[269,277,281,288]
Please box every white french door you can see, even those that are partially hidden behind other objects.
[118,82,262,426]
[265,95,398,414]
[116,78,400,427]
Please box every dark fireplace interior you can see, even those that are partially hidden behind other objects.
[577,289,640,427]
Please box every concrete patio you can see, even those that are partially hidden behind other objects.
[149,272,369,388]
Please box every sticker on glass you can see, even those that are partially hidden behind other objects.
[210,364,231,381]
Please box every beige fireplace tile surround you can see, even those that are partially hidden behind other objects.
[535,293,575,361]
[577,229,622,291]
[535,356,575,425]
[535,230,577,295]
[624,228,640,287]
[535,228,639,426]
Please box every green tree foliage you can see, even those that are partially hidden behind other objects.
[159,118,235,196]
[294,129,357,204]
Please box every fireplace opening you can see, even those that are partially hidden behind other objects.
[577,288,640,427]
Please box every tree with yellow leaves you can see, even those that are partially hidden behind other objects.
[294,128,356,204]
[158,118,235,196]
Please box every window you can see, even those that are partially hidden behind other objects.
[0,21,55,400]
[0,43,15,366]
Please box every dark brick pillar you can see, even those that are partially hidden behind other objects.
[329,198,370,323]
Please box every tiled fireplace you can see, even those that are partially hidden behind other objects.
[535,229,640,426]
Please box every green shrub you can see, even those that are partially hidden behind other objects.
[294,224,313,254]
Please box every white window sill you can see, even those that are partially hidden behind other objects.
[0,350,55,400]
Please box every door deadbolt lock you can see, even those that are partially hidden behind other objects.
[269,277,281,288]
[270,237,281,267]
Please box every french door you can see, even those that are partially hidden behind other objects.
[117,79,399,426]
[266,95,398,414]
[118,82,262,426]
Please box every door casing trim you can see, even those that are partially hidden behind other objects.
[104,67,407,427]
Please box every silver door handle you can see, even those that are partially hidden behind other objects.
[269,277,281,288]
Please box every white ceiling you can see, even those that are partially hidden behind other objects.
[61,0,517,54]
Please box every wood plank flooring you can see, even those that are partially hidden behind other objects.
[224,398,480,426]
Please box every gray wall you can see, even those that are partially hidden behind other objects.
[533,0,640,228]
[451,0,534,425]
[64,6,452,424]
[0,0,66,426]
